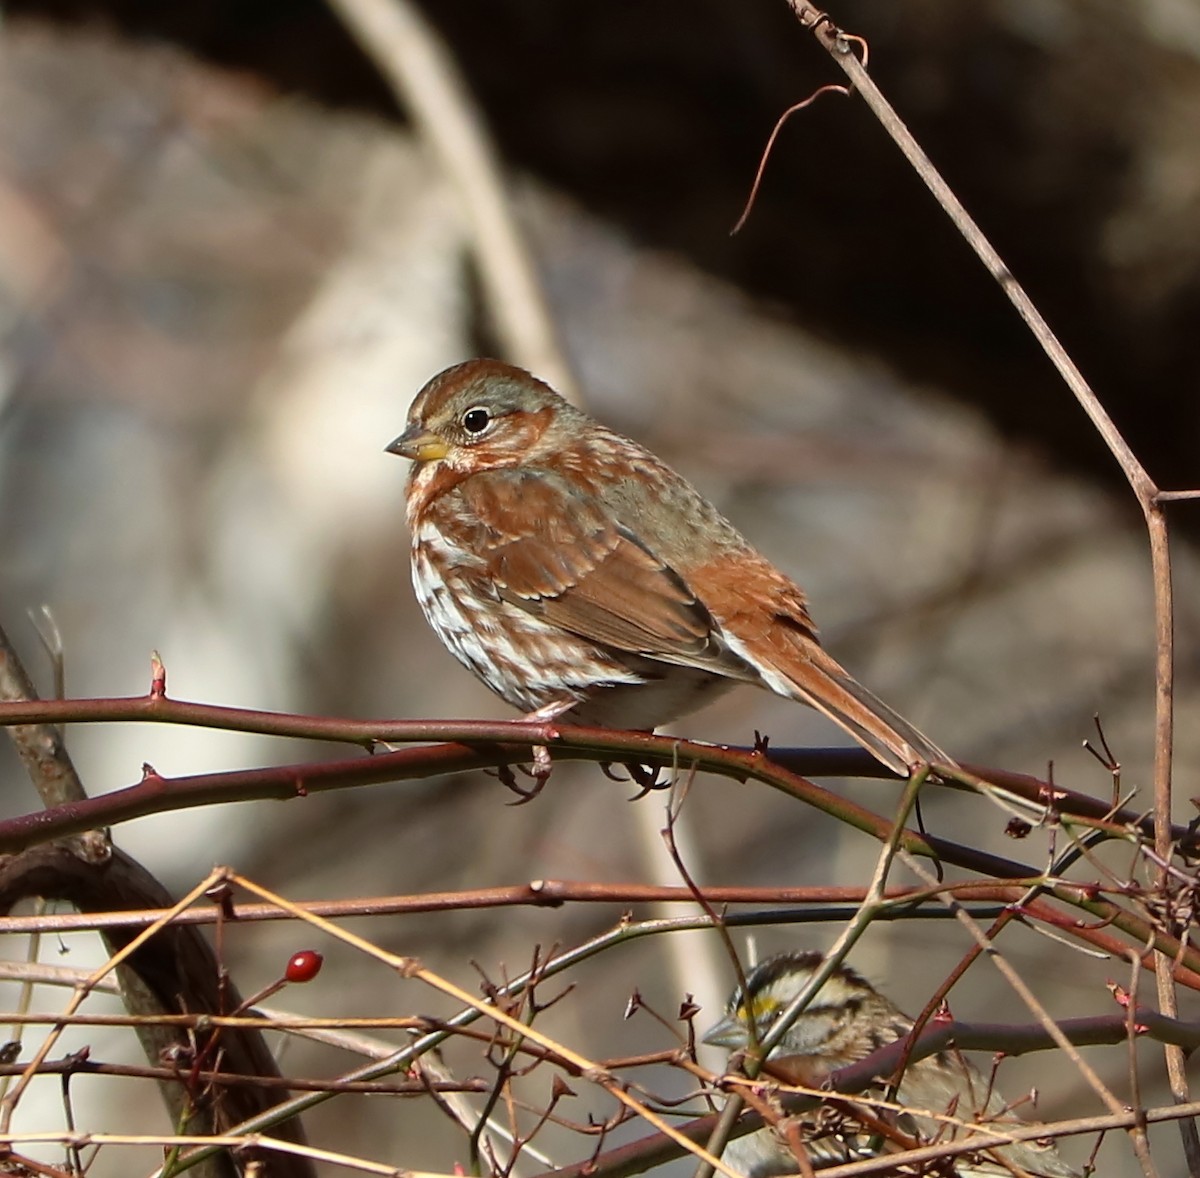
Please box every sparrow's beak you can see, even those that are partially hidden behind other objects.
[386,424,449,463]
[701,1013,750,1050]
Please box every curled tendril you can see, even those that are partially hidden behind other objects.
[731,85,850,235]
[731,27,869,235]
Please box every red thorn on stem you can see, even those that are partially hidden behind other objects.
[149,650,167,699]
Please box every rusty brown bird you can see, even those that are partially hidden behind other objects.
[388,359,951,776]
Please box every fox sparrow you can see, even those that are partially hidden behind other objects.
[387,359,950,776]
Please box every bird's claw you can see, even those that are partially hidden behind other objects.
[497,746,554,805]
[601,761,668,799]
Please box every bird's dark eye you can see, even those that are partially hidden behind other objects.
[461,407,492,435]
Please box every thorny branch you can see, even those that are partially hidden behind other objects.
[0,696,1187,848]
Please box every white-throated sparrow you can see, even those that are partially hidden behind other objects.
[703,951,1078,1176]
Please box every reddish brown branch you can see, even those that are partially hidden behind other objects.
[3,707,1198,975]
[0,1056,489,1095]
[0,879,1011,931]
[3,879,1197,990]
[0,696,1182,844]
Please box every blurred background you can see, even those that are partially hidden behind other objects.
[1,1,1199,1174]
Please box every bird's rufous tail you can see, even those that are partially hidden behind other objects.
[765,641,953,776]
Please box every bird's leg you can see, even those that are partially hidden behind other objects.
[500,699,575,803]
[523,699,574,781]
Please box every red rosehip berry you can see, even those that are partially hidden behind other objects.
[285,950,323,983]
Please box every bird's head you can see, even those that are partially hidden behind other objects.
[387,358,581,474]
[703,952,886,1065]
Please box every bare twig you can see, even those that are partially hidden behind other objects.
[160,872,744,1178]
[697,768,929,1176]
[0,1130,419,1177]
[0,623,94,815]
[0,870,224,1130]
[902,850,1157,1177]
[781,2,1197,1163]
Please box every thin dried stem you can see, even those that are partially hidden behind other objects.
[0,1130,425,1176]
[326,0,577,401]
[902,851,1157,1177]
[0,869,226,1131]
[697,769,929,1177]
[782,1,1195,1162]
[159,872,742,1178]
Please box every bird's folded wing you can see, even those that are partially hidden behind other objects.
[450,470,753,676]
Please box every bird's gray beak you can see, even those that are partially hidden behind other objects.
[702,1013,750,1050]
[386,424,448,462]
